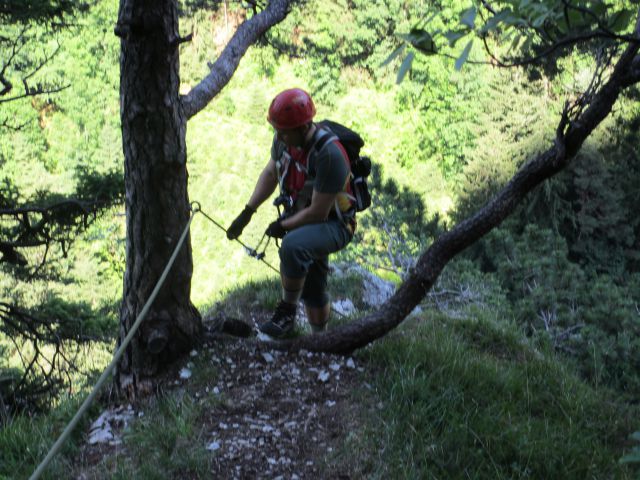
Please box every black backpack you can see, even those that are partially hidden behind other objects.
[316,119,372,212]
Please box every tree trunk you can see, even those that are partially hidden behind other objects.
[116,0,201,395]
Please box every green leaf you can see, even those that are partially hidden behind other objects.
[609,9,634,32]
[531,12,548,28]
[509,33,522,53]
[410,28,437,54]
[444,30,467,48]
[481,9,515,33]
[590,1,608,18]
[397,29,437,55]
[397,51,415,84]
[455,40,473,71]
[559,9,590,34]
[460,6,477,29]
[381,44,406,67]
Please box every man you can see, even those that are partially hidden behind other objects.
[226,88,355,338]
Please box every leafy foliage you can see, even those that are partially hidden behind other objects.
[0,0,123,413]
[388,0,638,75]
[481,225,640,396]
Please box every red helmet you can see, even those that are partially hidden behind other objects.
[267,88,316,129]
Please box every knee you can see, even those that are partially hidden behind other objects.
[279,235,306,265]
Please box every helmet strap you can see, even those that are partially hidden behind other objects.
[303,122,317,148]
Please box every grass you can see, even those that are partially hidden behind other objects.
[0,394,99,480]
[107,395,213,479]
[3,278,640,479]
[348,312,640,479]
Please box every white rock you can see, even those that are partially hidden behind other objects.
[257,332,272,342]
[331,298,356,316]
[267,457,277,465]
[206,441,221,451]
[346,358,356,369]
[88,407,136,445]
[329,362,341,371]
[325,400,336,407]
[179,368,192,379]
[88,427,114,445]
[318,370,330,382]
[190,350,198,357]
[358,268,396,307]
[213,387,220,395]
[262,352,275,363]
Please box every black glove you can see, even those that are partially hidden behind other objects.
[227,205,255,240]
[265,219,287,239]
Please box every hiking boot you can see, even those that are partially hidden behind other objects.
[259,301,297,338]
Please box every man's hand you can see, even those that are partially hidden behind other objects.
[227,205,255,240]
[265,219,287,239]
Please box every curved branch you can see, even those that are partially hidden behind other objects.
[278,25,640,355]
[181,0,296,119]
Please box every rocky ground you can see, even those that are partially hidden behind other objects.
[76,314,378,479]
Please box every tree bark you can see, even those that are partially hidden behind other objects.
[115,0,296,395]
[283,29,640,355]
[116,0,201,394]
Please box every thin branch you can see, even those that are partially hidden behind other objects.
[484,29,637,68]
[561,0,612,34]
[0,83,70,104]
[181,0,297,119]
[480,0,497,16]
[0,117,28,130]
[21,40,62,85]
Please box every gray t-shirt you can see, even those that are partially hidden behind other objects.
[271,129,352,219]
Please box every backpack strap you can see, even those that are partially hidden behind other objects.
[312,128,338,154]
[312,127,357,228]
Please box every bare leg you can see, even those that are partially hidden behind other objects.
[305,303,330,332]
[281,275,304,304]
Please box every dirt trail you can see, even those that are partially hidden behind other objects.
[77,324,375,479]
